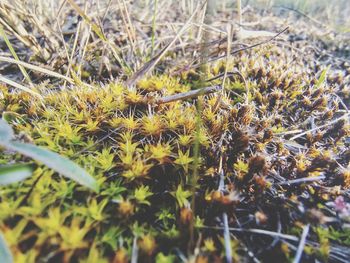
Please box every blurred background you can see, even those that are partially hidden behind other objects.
[248,0,350,33]
[1,0,349,83]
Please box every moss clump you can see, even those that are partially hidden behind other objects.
[1,44,350,262]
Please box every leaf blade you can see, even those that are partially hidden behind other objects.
[315,66,330,89]
[0,163,34,185]
[0,233,13,263]
[5,141,98,192]
[0,119,14,142]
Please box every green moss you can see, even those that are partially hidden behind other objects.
[1,45,350,262]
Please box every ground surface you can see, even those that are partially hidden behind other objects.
[0,1,350,262]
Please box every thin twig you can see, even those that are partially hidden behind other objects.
[125,2,203,87]
[333,94,349,113]
[72,128,120,157]
[19,171,44,207]
[131,236,138,263]
[199,226,299,241]
[218,156,233,263]
[0,75,42,98]
[222,213,233,263]
[273,5,329,30]
[65,19,81,85]
[156,85,222,104]
[192,27,289,69]
[206,70,248,102]
[290,112,350,141]
[276,175,325,186]
[237,0,242,27]
[0,25,33,87]
[0,55,74,84]
[293,224,310,263]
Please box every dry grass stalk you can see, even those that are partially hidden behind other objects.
[125,2,203,87]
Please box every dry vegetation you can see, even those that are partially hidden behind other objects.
[0,0,350,262]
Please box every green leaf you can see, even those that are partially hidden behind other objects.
[315,66,330,89]
[0,233,13,263]
[4,141,99,192]
[2,112,25,124]
[0,120,97,191]
[0,163,34,185]
[0,119,14,142]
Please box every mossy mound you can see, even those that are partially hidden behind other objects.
[1,44,350,262]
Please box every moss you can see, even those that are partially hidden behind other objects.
[1,44,350,262]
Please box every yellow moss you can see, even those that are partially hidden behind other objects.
[234,159,249,181]
[1,41,349,262]
[141,115,164,136]
[146,142,172,164]
[342,168,350,188]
